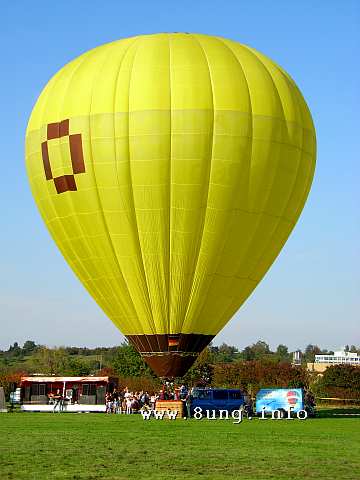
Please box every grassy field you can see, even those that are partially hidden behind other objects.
[1,411,359,480]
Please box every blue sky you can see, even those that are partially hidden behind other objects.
[1,1,359,351]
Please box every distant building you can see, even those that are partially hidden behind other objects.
[315,350,360,365]
[308,350,360,373]
[292,350,302,366]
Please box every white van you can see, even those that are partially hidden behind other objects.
[9,388,21,404]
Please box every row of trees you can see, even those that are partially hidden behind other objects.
[312,365,360,400]
[3,339,359,367]
[1,340,360,400]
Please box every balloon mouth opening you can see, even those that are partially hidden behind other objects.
[143,353,199,378]
[126,333,215,378]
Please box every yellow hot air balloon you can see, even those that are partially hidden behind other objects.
[25,33,316,378]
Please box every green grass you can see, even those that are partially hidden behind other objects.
[0,412,359,480]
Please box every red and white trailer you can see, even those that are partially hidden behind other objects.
[20,375,117,412]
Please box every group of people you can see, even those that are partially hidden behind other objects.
[49,389,65,412]
[105,385,191,414]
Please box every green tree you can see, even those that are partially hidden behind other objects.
[276,344,289,361]
[63,358,91,376]
[183,347,214,386]
[241,340,271,361]
[242,346,255,361]
[312,365,360,399]
[303,344,322,362]
[22,341,38,355]
[31,347,68,374]
[210,343,239,363]
[7,342,22,358]
[111,343,152,377]
[213,359,309,391]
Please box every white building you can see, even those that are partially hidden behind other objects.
[292,350,302,366]
[315,350,360,366]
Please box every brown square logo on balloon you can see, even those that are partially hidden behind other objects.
[41,119,85,194]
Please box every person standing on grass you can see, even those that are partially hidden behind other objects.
[126,395,132,414]
[121,396,127,414]
[141,391,150,407]
[124,387,130,403]
[150,393,156,411]
[53,389,63,413]
[112,388,119,413]
[185,391,192,419]
[180,386,187,414]
[179,385,187,399]
[105,392,113,414]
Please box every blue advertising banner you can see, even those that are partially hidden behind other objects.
[255,388,303,413]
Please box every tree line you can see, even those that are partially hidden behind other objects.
[1,339,360,377]
[1,340,359,400]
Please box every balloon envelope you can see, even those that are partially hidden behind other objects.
[25,33,316,377]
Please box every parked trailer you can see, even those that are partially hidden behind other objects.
[255,388,304,417]
[19,375,117,412]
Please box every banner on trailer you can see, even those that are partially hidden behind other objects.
[256,389,303,413]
